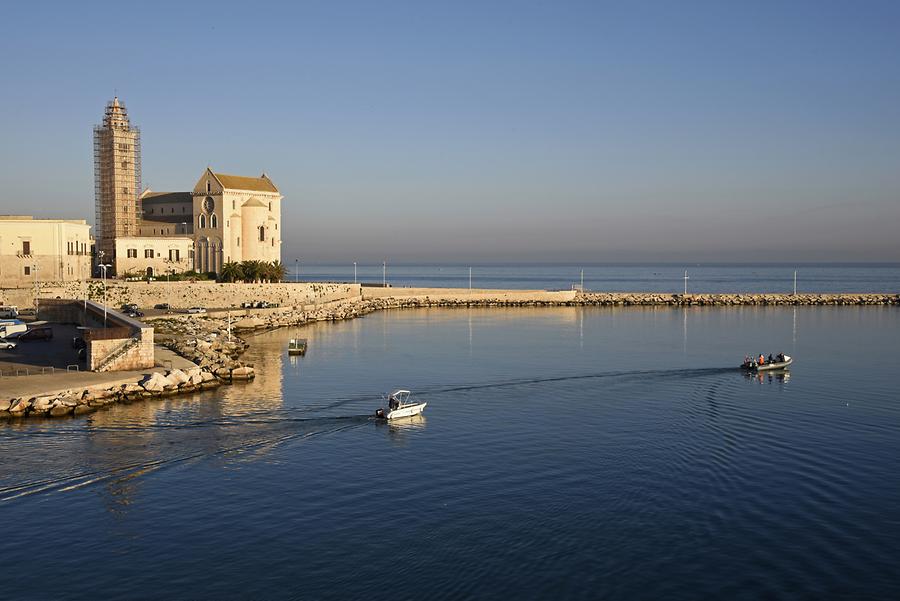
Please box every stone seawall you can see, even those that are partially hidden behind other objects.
[1,281,360,311]
[575,292,900,306]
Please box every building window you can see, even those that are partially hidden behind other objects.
[211,214,218,228]
[206,180,211,193]
[169,249,180,261]
[24,266,31,276]
[275,223,277,230]
[237,237,240,247]
[127,248,137,258]
[22,240,31,255]
[271,238,275,247]
[145,249,153,258]
[259,226,265,242]
[268,201,272,211]
[226,220,229,227]
[199,215,206,228]
[232,200,235,210]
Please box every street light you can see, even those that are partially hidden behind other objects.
[31,263,39,317]
[353,261,357,284]
[295,258,299,283]
[98,263,112,326]
[383,261,386,287]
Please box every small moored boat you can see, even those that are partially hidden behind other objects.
[375,390,427,420]
[741,354,792,371]
[288,338,307,355]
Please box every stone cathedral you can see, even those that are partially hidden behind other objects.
[93,98,283,277]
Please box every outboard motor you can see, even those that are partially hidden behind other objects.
[375,408,385,419]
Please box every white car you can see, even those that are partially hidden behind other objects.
[0,339,16,350]
[187,307,207,314]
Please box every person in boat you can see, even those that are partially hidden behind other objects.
[758,354,765,365]
[744,355,751,366]
[777,352,785,362]
[768,354,774,363]
[389,395,399,410]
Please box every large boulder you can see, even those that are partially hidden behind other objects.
[0,399,11,412]
[166,369,190,386]
[234,317,265,330]
[231,366,255,380]
[31,395,56,413]
[49,402,73,417]
[141,372,170,393]
[8,399,30,415]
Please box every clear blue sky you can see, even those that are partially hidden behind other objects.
[1,0,898,262]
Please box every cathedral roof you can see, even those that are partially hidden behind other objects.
[142,191,193,204]
[213,172,278,193]
[242,197,268,208]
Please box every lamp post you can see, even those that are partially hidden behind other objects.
[383,261,386,287]
[683,270,689,295]
[31,263,39,317]
[295,258,299,283]
[98,263,112,326]
[353,262,357,284]
[793,270,797,296]
[469,266,472,290]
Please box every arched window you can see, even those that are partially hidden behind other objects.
[199,214,206,228]
[268,201,272,211]
[259,226,265,242]
[211,214,218,228]
[206,180,211,193]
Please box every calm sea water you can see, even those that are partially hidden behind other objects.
[290,262,900,293]
[2,306,899,600]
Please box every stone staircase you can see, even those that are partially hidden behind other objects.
[94,336,141,372]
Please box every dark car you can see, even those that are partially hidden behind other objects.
[127,310,145,318]
[18,327,53,341]
[121,303,139,313]
[154,303,171,310]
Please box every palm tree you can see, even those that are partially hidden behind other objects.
[240,260,263,283]
[268,261,287,282]
[220,262,244,283]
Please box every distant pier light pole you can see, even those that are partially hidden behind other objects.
[353,261,357,284]
[98,263,112,326]
[581,268,584,291]
[469,266,472,290]
[383,261,386,287]
[793,270,797,295]
[684,270,689,295]
[295,258,299,283]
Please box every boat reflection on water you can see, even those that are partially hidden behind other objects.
[376,413,427,446]
[743,370,792,385]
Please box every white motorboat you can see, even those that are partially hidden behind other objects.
[375,390,427,420]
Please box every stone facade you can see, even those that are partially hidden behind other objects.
[0,216,92,288]
[135,168,282,275]
[114,237,193,278]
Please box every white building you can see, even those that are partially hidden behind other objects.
[0,216,92,287]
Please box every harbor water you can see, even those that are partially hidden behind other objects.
[1,305,899,599]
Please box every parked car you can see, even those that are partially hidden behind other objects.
[154,303,171,310]
[121,303,139,313]
[17,327,53,341]
[0,306,19,319]
[127,310,145,318]
[0,338,17,350]
[187,307,207,314]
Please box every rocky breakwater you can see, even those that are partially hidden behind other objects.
[0,367,221,420]
[575,292,900,306]
[153,316,257,382]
